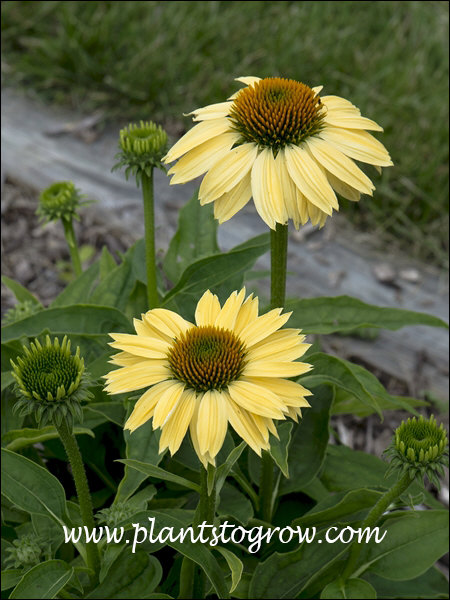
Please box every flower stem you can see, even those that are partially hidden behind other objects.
[62,218,82,277]
[341,471,412,582]
[55,419,100,586]
[141,170,159,309]
[178,464,217,599]
[259,223,289,522]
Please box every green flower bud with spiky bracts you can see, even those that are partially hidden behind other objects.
[2,300,42,326]
[36,181,88,224]
[384,415,449,488]
[4,534,51,570]
[96,502,137,528]
[112,120,168,184]
[11,335,93,428]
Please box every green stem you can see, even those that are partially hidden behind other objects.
[178,464,217,599]
[270,222,289,309]
[141,170,159,308]
[258,223,289,522]
[341,472,412,582]
[62,218,82,277]
[55,419,100,587]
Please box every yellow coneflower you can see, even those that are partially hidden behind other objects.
[104,288,312,467]
[163,76,392,229]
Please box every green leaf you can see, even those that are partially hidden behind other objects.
[164,189,219,284]
[364,567,450,599]
[9,560,73,599]
[359,510,449,581]
[85,402,126,427]
[215,442,246,495]
[1,276,41,306]
[1,449,67,522]
[331,387,428,417]
[1,569,23,591]
[162,233,270,307]
[125,510,229,599]
[115,425,164,503]
[249,539,347,599]
[117,459,200,492]
[99,246,117,281]
[87,551,162,598]
[215,547,243,594]
[299,353,386,417]
[50,261,99,307]
[1,304,132,344]
[269,422,293,478]
[3,425,94,451]
[217,482,253,524]
[321,578,376,599]
[280,385,333,495]
[286,295,448,334]
[292,489,383,529]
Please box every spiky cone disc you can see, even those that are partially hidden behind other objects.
[36,181,88,224]
[384,415,449,489]
[10,335,93,429]
[113,120,168,184]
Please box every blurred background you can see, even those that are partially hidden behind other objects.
[2,0,449,267]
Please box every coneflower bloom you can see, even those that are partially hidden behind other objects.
[163,76,392,229]
[104,288,312,467]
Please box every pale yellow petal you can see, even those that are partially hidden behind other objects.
[239,308,291,348]
[213,173,252,224]
[247,328,306,360]
[134,317,173,343]
[163,118,231,163]
[319,127,393,166]
[214,288,246,330]
[199,143,258,204]
[251,148,287,228]
[234,293,259,337]
[306,137,375,195]
[143,309,193,340]
[108,351,144,367]
[152,381,186,430]
[225,392,270,455]
[324,112,383,132]
[321,96,361,114]
[244,359,312,378]
[197,389,228,457]
[276,149,301,228]
[245,377,312,407]
[312,85,323,95]
[189,395,209,468]
[168,132,239,184]
[195,289,221,326]
[296,188,310,225]
[186,101,233,121]
[124,380,175,432]
[326,171,361,202]
[228,380,286,419]
[159,389,196,454]
[285,144,338,214]
[109,333,170,359]
[228,76,261,99]
[104,361,170,394]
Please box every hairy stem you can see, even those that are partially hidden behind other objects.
[141,170,159,308]
[62,218,82,277]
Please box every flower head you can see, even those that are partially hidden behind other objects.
[113,120,168,183]
[385,415,449,488]
[104,288,312,467]
[11,335,92,427]
[163,76,392,229]
[37,181,87,223]
[4,534,51,570]
[2,300,42,326]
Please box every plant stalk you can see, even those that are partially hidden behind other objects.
[141,170,159,308]
[259,223,289,522]
[341,471,412,582]
[62,218,82,277]
[55,419,100,586]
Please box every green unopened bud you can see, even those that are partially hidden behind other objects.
[96,502,137,528]
[11,335,92,428]
[113,120,168,183]
[2,300,42,326]
[4,534,51,569]
[37,181,88,223]
[384,415,449,488]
